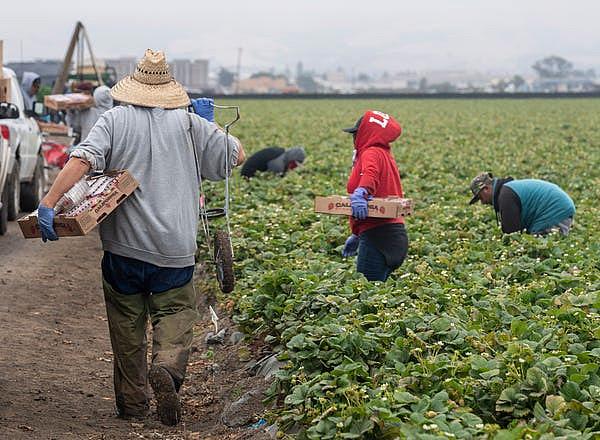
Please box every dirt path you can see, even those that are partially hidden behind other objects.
[0,222,271,440]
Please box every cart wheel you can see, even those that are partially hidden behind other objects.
[213,230,235,293]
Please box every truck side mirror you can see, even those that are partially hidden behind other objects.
[33,101,45,117]
[0,102,19,119]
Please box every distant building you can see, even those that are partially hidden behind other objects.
[6,60,62,87]
[104,57,209,91]
[422,70,495,89]
[169,59,191,86]
[296,61,303,81]
[105,57,136,81]
[325,69,346,83]
[167,59,210,91]
[10,58,120,91]
[236,75,296,94]
[189,59,209,92]
[532,77,597,93]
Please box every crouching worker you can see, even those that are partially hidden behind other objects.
[240,145,305,178]
[36,49,245,425]
[469,172,575,235]
[341,110,408,281]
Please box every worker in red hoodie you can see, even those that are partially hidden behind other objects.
[341,110,408,281]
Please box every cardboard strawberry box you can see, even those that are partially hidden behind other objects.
[44,93,94,111]
[314,195,413,218]
[18,170,138,238]
[37,121,71,135]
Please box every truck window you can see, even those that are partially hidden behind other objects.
[8,74,25,113]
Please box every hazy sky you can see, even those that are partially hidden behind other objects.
[2,0,599,75]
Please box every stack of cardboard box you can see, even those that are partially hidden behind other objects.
[44,93,94,111]
[0,41,11,103]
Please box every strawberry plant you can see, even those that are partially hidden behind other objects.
[199,99,600,438]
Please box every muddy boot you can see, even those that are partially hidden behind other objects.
[115,404,150,421]
[149,365,181,426]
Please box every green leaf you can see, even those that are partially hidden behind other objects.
[480,368,500,379]
[533,402,548,421]
[567,410,589,430]
[284,384,308,406]
[393,391,419,404]
[431,317,452,332]
[459,412,483,427]
[510,318,528,337]
[588,385,600,400]
[286,334,307,349]
[561,381,584,401]
[344,417,374,438]
[545,395,566,416]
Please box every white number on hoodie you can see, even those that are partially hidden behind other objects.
[368,111,390,128]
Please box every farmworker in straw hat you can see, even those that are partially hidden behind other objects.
[37,49,246,425]
[469,172,575,235]
[341,110,409,281]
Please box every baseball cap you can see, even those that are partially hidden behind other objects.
[469,172,494,204]
[342,116,363,134]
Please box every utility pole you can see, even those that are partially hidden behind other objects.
[235,47,242,94]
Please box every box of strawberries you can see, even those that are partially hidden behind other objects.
[18,170,138,238]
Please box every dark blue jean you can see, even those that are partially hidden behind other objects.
[102,251,194,295]
[356,236,393,282]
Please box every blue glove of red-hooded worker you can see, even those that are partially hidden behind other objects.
[38,203,58,242]
[191,97,215,122]
[342,234,359,257]
[349,186,372,220]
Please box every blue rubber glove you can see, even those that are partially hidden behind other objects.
[38,204,58,242]
[349,187,372,220]
[191,98,215,122]
[342,234,359,257]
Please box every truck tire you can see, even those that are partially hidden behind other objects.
[0,181,8,235]
[20,154,46,212]
[214,230,235,293]
[7,160,20,220]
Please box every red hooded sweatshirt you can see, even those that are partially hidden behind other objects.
[346,110,404,236]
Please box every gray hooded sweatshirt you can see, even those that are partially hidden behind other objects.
[71,105,240,267]
[266,146,306,175]
[66,86,113,141]
[21,72,40,111]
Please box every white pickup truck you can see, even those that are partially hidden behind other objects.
[0,67,44,235]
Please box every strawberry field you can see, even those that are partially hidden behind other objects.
[204,99,600,439]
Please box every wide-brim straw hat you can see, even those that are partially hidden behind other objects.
[111,49,190,109]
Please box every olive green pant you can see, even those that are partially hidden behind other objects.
[102,278,198,416]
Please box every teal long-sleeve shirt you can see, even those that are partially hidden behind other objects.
[504,179,575,234]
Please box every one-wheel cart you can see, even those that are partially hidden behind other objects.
[191,104,240,293]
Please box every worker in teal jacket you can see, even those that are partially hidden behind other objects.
[469,172,576,235]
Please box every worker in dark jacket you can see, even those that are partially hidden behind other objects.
[469,172,575,235]
[240,146,305,178]
[341,110,408,281]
